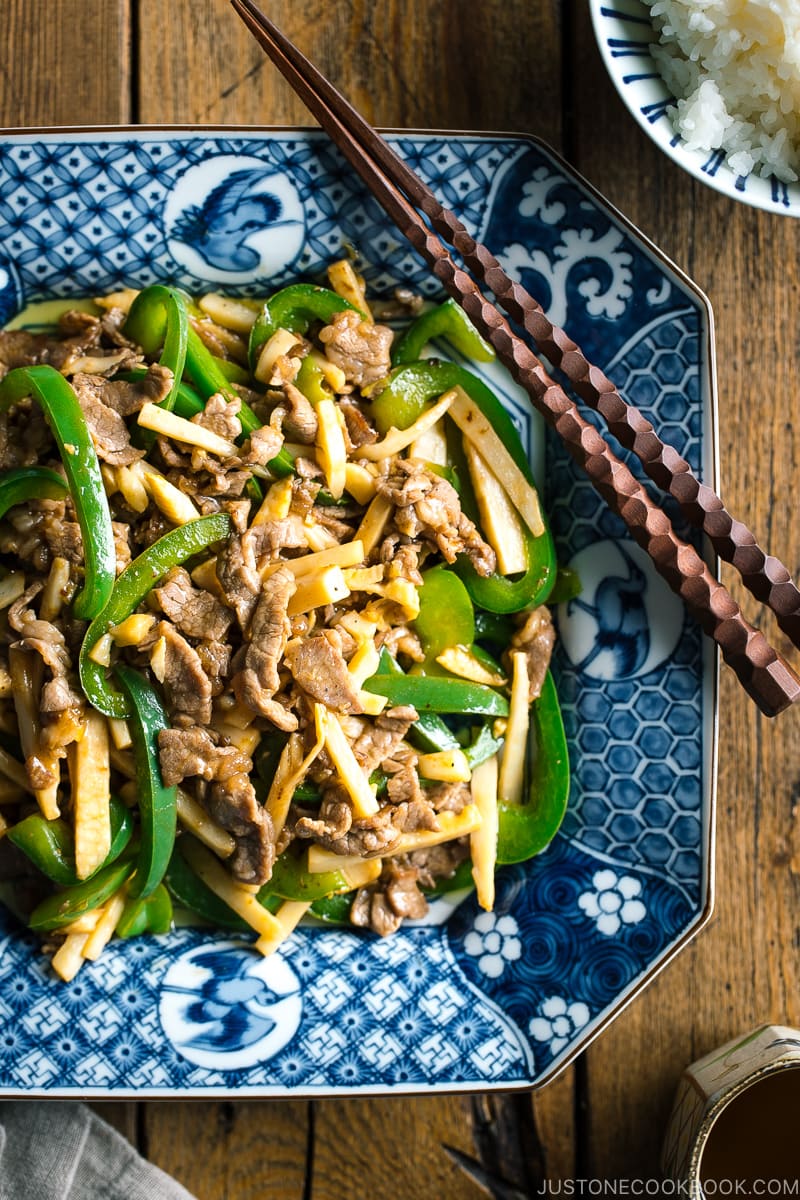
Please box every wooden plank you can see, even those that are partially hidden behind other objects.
[89,1102,138,1145]
[143,1100,309,1200]
[0,0,131,127]
[535,1066,577,1180]
[570,3,800,1177]
[136,0,561,135]
[1,0,138,1157]
[312,1096,487,1200]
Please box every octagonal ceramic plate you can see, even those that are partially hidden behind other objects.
[0,128,716,1095]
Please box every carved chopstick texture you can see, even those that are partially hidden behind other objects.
[230,0,800,716]
[233,0,800,650]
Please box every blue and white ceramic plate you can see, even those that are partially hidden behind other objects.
[589,0,800,216]
[0,128,717,1096]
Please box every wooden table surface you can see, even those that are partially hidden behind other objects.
[3,0,800,1190]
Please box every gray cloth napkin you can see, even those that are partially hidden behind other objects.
[0,1102,197,1200]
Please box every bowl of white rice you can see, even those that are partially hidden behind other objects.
[588,0,800,215]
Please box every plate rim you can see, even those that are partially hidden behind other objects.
[0,124,719,1096]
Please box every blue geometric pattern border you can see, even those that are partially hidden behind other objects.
[0,129,715,1095]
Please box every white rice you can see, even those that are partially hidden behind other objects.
[649,1,800,181]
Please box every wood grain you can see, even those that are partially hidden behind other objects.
[570,4,800,1178]
[0,0,131,127]
[312,1096,487,1200]
[137,0,561,134]
[144,1101,310,1199]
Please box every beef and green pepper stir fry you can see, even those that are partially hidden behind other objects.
[0,260,568,981]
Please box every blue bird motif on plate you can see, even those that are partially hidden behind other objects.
[167,949,283,1054]
[567,543,650,678]
[170,168,301,271]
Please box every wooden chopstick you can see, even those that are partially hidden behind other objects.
[232,0,800,653]
[230,0,800,718]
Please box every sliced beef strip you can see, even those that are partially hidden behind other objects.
[159,725,251,787]
[195,640,232,697]
[292,785,354,841]
[58,308,137,352]
[294,792,438,857]
[8,583,71,679]
[248,517,308,563]
[0,330,50,376]
[204,770,275,885]
[508,606,555,702]
[93,363,174,417]
[191,394,242,442]
[407,839,470,888]
[428,780,471,813]
[39,673,83,714]
[350,837,470,936]
[157,621,213,726]
[71,372,144,466]
[318,309,393,388]
[241,422,284,469]
[351,859,428,936]
[339,398,377,447]
[284,629,363,715]
[385,760,423,806]
[39,513,82,564]
[0,399,53,469]
[215,523,262,631]
[351,705,418,774]
[158,726,274,884]
[378,459,496,577]
[154,566,233,642]
[274,384,317,444]
[232,564,298,731]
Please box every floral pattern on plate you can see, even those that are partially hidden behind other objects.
[0,129,715,1094]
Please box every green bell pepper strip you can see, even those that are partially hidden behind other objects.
[210,355,250,386]
[496,670,570,864]
[248,284,364,369]
[0,466,68,520]
[185,326,240,402]
[116,883,173,938]
[165,845,249,930]
[370,362,556,610]
[409,713,501,771]
[0,366,116,620]
[474,610,514,645]
[114,665,178,899]
[363,672,508,716]
[27,859,134,934]
[123,285,189,413]
[392,298,495,366]
[547,565,583,605]
[79,512,231,720]
[412,565,475,659]
[456,524,556,615]
[264,849,353,903]
[295,354,331,407]
[464,723,504,769]
[310,891,354,925]
[409,711,460,754]
[7,795,133,887]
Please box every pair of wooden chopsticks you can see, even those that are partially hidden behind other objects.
[230,0,800,718]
